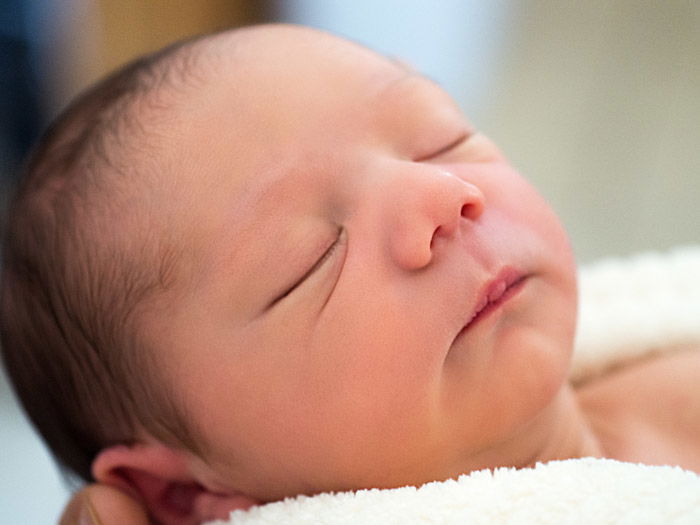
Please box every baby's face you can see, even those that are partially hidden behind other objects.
[140,26,577,501]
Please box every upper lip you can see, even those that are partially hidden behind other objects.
[462,267,525,330]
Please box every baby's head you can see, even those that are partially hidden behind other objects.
[1,25,578,523]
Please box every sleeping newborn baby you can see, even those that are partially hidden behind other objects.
[2,24,699,525]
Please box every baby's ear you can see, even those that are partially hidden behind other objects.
[92,443,259,525]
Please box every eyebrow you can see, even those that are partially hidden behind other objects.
[375,70,427,105]
[379,60,446,104]
[386,55,416,73]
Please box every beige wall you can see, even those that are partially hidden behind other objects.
[95,0,269,75]
[49,1,269,113]
[481,1,699,262]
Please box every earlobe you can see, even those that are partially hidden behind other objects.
[93,443,259,525]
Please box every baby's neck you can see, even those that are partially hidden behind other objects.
[511,385,604,470]
[527,386,604,466]
[463,385,605,476]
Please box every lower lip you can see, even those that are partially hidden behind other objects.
[459,274,528,335]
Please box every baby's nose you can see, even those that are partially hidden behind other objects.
[432,174,485,237]
[386,167,485,270]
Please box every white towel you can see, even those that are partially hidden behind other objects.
[573,245,700,383]
[207,246,700,525]
[210,459,700,525]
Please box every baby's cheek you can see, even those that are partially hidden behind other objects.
[289,337,439,472]
[495,168,576,282]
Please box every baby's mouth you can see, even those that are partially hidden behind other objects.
[460,268,527,334]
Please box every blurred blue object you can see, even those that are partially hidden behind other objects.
[0,0,43,181]
[1,2,69,524]
[279,0,511,123]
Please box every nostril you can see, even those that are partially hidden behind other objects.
[430,226,441,248]
[458,181,486,221]
[460,199,484,221]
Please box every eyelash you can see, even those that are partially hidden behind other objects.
[270,227,344,307]
[416,131,471,162]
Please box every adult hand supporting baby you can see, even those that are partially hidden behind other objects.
[60,484,149,525]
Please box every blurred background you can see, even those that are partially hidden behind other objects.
[1,1,698,521]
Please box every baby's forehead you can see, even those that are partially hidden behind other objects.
[159,31,412,163]
[153,28,455,204]
[196,25,404,101]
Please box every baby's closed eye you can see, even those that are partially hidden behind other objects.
[267,226,346,311]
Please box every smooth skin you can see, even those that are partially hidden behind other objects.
[60,25,700,525]
[87,24,584,524]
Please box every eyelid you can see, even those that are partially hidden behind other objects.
[414,131,472,162]
[268,227,345,308]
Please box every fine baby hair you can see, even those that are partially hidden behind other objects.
[6,24,698,525]
[0,24,585,524]
[1,36,209,482]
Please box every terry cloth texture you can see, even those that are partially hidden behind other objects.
[207,246,700,525]
[572,245,700,383]
[209,459,700,525]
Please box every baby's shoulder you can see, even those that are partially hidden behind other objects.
[576,345,700,471]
